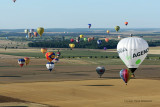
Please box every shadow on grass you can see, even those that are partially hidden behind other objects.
[0,76,21,77]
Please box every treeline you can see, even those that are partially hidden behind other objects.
[28,39,119,49]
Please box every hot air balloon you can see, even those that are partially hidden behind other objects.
[13,0,16,3]
[96,66,105,78]
[117,37,149,77]
[115,26,120,32]
[84,38,87,42]
[69,43,75,49]
[28,32,31,38]
[24,29,29,34]
[88,24,91,29]
[24,57,30,66]
[76,37,80,43]
[120,69,131,85]
[91,37,94,40]
[104,47,107,51]
[45,52,55,62]
[46,62,54,72]
[80,35,84,38]
[118,36,121,40]
[56,52,61,57]
[97,40,102,45]
[30,29,34,33]
[18,59,25,67]
[37,27,44,37]
[88,38,92,42]
[125,22,128,26]
[41,48,47,54]
[34,32,38,37]
[105,38,109,42]
[107,30,110,34]
[70,39,74,42]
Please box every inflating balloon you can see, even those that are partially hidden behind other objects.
[80,35,84,38]
[117,37,149,77]
[70,39,74,42]
[46,62,54,72]
[45,52,55,62]
[41,48,47,54]
[105,38,109,42]
[24,57,30,66]
[97,40,102,45]
[37,27,44,37]
[120,69,131,85]
[69,43,75,49]
[125,22,128,26]
[96,66,105,78]
[88,24,91,29]
[18,59,25,67]
[115,26,120,32]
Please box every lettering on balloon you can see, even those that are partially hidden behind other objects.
[118,48,128,54]
[133,48,149,58]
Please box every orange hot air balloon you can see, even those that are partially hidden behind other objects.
[41,48,47,54]
[125,22,128,26]
[34,32,38,37]
[88,38,92,42]
[105,38,109,42]
[45,52,55,62]
[24,57,30,66]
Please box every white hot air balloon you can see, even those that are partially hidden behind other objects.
[46,62,55,72]
[117,37,149,76]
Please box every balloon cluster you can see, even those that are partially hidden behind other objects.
[18,57,30,67]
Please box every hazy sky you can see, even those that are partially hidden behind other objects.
[0,0,160,29]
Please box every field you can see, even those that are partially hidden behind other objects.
[0,45,160,107]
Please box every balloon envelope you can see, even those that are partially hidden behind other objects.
[18,59,25,67]
[34,32,38,37]
[107,30,110,34]
[46,62,54,72]
[120,69,131,85]
[88,24,91,29]
[80,35,84,38]
[104,47,107,50]
[115,26,120,32]
[97,40,102,45]
[24,57,30,66]
[70,39,74,42]
[37,27,44,37]
[84,38,87,41]
[125,22,128,26]
[41,48,47,54]
[105,38,109,42]
[45,52,55,62]
[96,66,105,78]
[69,44,75,48]
[117,37,149,75]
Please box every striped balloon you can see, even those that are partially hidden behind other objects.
[120,69,131,85]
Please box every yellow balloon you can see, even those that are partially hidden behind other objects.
[41,48,47,54]
[69,44,75,48]
[107,30,110,34]
[37,27,44,37]
[80,34,84,38]
[24,57,30,66]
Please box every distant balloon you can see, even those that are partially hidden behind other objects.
[24,29,29,34]
[115,26,120,32]
[28,32,31,38]
[125,22,128,26]
[53,57,59,63]
[107,30,110,34]
[45,52,55,62]
[46,62,54,72]
[91,37,94,40]
[84,38,87,42]
[34,32,38,37]
[37,27,44,37]
[88,38,92,42]
[88,24,91,29]
[24,57,30,66]
[70,39,74,42]
[13,0,16,3]
[56,52,61,57]
[117,37,149,77]
[120,69,131,85]
[104,47,107,50]
[18,59,25,67]
[97,40,102,45]
[41,48,47,54]
[80,35,84,38]
[69,43,75,49]
[105,38,109,42]
[96,66,105,78]
[118,36,121,39]
[76,37,80,43]
[30,29,34,33]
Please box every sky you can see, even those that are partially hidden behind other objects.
[0,0,160,29]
